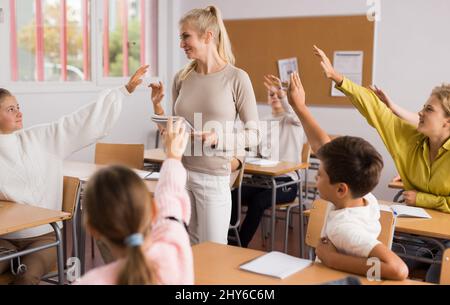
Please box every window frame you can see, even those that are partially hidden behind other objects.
[0,0,165,93]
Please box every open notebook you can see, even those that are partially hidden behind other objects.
[245,157,279,167]
[380,204,431,219]
[240,251,312,279]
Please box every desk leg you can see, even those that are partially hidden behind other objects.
[270,178,277,251]
[297,170,305,259]
[51,222,64,285]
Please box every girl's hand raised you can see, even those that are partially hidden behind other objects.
[313,45,344,85]
[126,65,150,94]
[263,74,286,99]
[165,118,189,161]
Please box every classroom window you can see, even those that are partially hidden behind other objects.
[7,0,158,83]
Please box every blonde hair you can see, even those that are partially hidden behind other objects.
[431,83,450,116]
[179,5,235,80]
[84,165,157,285]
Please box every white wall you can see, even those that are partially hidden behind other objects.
[175,0,450,200]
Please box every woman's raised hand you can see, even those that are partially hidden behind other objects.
[369,85,393,109]
[313,45,343,85]
[149,81,165,107]
[125,65,150,94]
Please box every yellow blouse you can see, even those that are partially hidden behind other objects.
[337,78,450,213]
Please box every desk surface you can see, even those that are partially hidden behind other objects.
[63,161,157,195]
[0,201,70,235]
[380,201,450,240]
[145,149,309,177]
[193,242,381,285]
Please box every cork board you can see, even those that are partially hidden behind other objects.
[224,15,375,106]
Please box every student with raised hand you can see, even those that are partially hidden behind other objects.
[313,45,450,214]
[287,71,408,281]
[150,5,259,245]
[229,75,304,247]
[0,66,149,285]
[76,118,193,285]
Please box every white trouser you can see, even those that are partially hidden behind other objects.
[186,170,231,245]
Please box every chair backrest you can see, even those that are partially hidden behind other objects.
[441,248,450,285]
[305,199,330,248]
[94,143,144,169]
[62,176,80,218]
[301,142,311,164]
[377,209,395,249]
[306,199,396,249]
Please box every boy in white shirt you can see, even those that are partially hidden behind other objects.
[287,71,408,281]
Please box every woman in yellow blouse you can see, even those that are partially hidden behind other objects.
[312,45,450,283]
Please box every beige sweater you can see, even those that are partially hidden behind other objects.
[172,64,260,176]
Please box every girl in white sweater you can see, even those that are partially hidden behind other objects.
[0,65,148,284]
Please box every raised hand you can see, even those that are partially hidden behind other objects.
[149,81,165,107]
[125,65,150,94]
[263,75,286,99]
[287,72,306,109]
[369,85,393,108]
[165,117,189,161]
[313,45,343,85]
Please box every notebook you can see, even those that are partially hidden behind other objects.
[246,157,279,167]
[151,114,195,132]
[380,204,431,219]
[134,170,160,181]
[239,251,312,279]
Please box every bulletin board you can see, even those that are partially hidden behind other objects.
[224,15,375,106]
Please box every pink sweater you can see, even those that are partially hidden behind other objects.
[75,159,193,285]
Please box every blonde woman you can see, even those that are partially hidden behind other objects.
[150,6,259,245]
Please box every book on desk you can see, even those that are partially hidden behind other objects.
[380,204,431,219]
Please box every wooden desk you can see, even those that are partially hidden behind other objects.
[192,242,429,285]
[0,201,70,236]
[0,201,70,284]
[380,201,450,240]
[145,149,309,176]
[63,161,157,195]
[144,148,166,164]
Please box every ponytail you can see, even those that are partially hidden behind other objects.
[179,5,235,80]
[117,244,157,285]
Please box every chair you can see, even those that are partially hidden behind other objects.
[305,199,396,259]
[262,142,311,253]
[91,143,145,258]
[0,176,81,285]
[228,157,246,247]
[441,248,450,285]
[94,143,145,169]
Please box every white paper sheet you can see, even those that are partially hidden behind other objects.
[331,51,364,97]
[240,251,312,279]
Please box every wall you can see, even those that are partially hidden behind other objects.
[175,0,450,200]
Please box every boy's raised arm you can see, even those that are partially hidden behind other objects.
[287,71,331,153]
